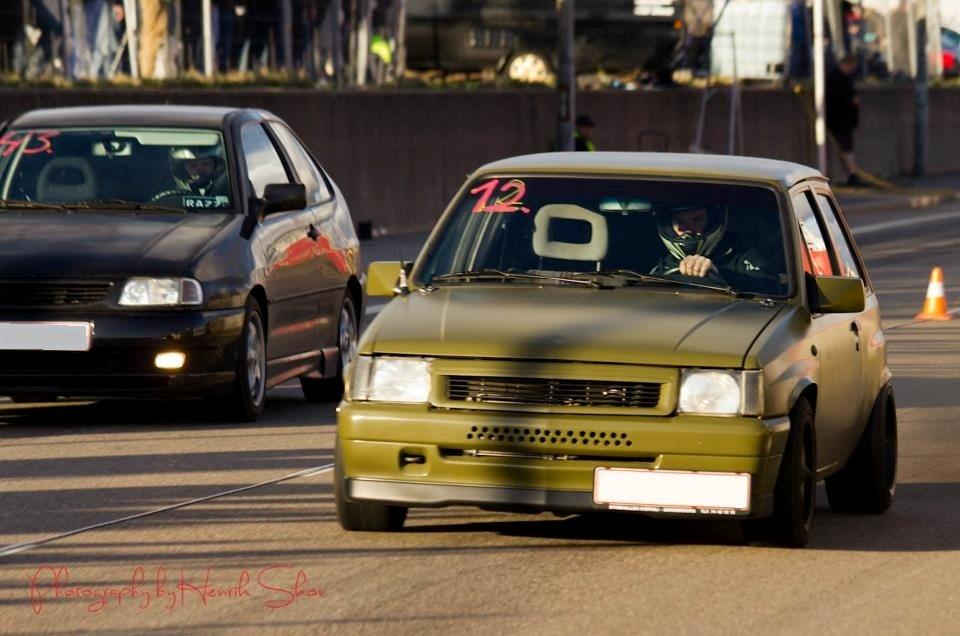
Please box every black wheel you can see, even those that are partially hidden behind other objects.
[825,384,897,514]
[499,51,553,85]
[334,442,407,532]
[214,297,267,422]
[301,295,358,403]
[745,397,816,548]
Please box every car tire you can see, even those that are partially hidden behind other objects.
[745,397,816,548]
[214,297,267,422]
[825,384,897,514]
[301,296,358,403]
[334,442,407,532]
[498,51,553,85]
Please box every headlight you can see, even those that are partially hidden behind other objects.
[678,369,763,416]
[349,356,432,403]
[118,278,203,306]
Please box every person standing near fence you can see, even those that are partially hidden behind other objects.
[826,54,861,186]
[138,0,168,78]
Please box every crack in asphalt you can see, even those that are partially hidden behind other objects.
[0,463,334,558]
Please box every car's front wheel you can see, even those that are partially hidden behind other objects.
[301,295,358,403]
[334,443,407,532]
[825,384,897,514]
[745,397,816,548]
[214,297,267,422]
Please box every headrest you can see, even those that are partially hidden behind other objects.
[532,204,608,262]
[37,157,97,203]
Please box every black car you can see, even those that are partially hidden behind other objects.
[405,0,684,81]
[0,105,361,421]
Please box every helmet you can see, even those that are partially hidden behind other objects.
[169,145,224,189]
[655,204,728,262]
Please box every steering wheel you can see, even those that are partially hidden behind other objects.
[665,269,730,288]
[150,188,190,205]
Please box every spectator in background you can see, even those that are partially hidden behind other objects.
[86,0,118,78]
[574,114,597,152]
[826,54,861,186]
[26,0,65,77]
[139,0,169,79]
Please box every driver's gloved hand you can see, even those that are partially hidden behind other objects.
[678,255,717,278]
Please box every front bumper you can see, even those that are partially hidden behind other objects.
[338,403,791,519]
[0,308,245,397]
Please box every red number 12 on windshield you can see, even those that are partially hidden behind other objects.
[470,179,530,214]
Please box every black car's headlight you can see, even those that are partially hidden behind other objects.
[118,278,203,307]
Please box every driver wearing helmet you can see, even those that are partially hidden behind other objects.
[168,146,226,196]
[651,204,776,291]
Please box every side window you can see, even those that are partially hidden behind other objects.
[814,193,862,280]
[791,191,834,277]
[268,123,332,205]
[240,124,289,198]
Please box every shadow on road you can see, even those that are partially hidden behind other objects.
[397,482,960,553]
[0,391,338,441]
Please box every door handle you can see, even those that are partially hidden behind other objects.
[850,321,861,351]
[306,224,320,241]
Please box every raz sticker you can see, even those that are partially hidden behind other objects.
[469,178,531,214]
[183,195,229,209]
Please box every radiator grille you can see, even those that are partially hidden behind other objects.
[0,282,113,306]
[447,376,662,409]
[466,425,635,448]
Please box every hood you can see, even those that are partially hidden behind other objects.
[364,286,785,368]
[0,211,236,278]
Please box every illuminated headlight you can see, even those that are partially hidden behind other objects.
[119,278,203,306]
[349,356,432,403]
[678,370,764,416]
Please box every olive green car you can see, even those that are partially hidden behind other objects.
[336,152,897,547]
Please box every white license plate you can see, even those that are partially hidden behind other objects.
[593,467,751,514]
[0,322,93,352]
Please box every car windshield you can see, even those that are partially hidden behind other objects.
[417,176,790,297]
[0,127,232,211]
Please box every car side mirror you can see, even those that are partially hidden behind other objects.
[808,275,865,314]
[367,261,414,297]
[262,183,306,216]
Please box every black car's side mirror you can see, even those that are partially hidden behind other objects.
[261,183,306,216]
[807,275,866,314]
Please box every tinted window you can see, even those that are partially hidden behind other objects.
[792,191,834,277]
[268,123,331,205]
[814,193,862,280]
[418,177,789,297]
[241,124,289,198]
[0,127,232,210]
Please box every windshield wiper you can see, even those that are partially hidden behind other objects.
[0,199,66,211]
[430,269,601,288]
[69,199,187,213]
[590,269,743,297]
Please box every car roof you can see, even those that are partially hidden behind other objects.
[473,152,826,188]
[8,105,275,129]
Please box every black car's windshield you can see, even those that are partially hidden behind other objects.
[0,127,232,211]
[417,176,790,297]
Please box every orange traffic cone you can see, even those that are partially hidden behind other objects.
[916,267,953,321]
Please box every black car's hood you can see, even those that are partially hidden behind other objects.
[0,211,236,278]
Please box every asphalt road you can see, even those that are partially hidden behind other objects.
[2,204,960,634]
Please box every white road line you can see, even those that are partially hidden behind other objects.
[851,209,960,237]
[0,463,335,558]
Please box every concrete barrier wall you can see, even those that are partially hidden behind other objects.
[0,87,956,233]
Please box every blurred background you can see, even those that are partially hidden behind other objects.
[0,1,955,87]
